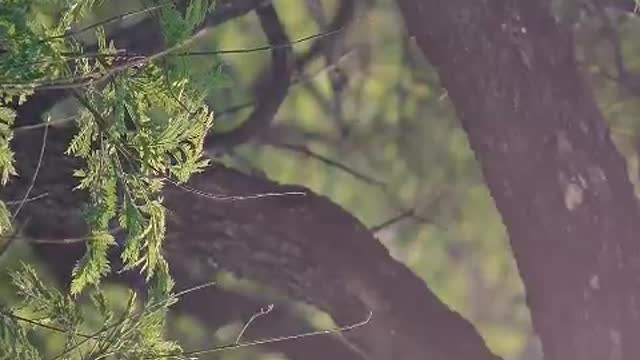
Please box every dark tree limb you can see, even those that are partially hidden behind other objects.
[204,3,293,150]
[162,166,500,360]
[26,232,363,360]
[4,125,500,360]
[397,0,640,359]
[205,0,355,150]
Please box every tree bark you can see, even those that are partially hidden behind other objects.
[6,126,499,360]
[397,1,640,359]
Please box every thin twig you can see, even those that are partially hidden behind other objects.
[370,209,417,233]
[235,304,275,344]
[0,28,344,92]
[0,310,94,339]
[157,310,373,358]
[35,280,217,360]
[173,281,217,299]
[4,192,49,205]
[61,27,342,60]
[20,226,121,245]
[11,117,49,222]
[172,28,342,57]
[43,3,170,42]
[271,142,386,187]
[164,177,307,201]
[14,115,77,133]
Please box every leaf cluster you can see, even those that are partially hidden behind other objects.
[1,0,216,293]
[0,0,218,358]
[1,263,183,360]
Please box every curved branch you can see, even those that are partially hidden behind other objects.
[204,3,293,150]
[5,125,500,360]
[205,0,355,150]
[161,165,501,360]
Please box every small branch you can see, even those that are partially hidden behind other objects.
[235,304,275,343]
[269,142,386,187]
[26,226,122,245]
[11,117,49,222]
[4,192,49,205]
[164,177,307,201]
[1,28,342,92]
[169,311,373,358]
[12,0,266,127]
[14,115,77,133]
[173,28,343,57]
[206,1,355,151]
[0,310,93,339]
[43,3,169,42]
[370,209,417,233]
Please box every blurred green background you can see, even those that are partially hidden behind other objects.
[3,1,640,359]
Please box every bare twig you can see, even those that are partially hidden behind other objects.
[14,115,77,133]
[0,29,342,92]
[270,142,386,187]
[43,3,170,42]
[173,28,342,57]
[11,117,49,222]
[164,177,306,201]
[235,304,275,343]
[168,311,373,358]
[371,209,418,233]
[4,192,49,205]
[20,226,122,245]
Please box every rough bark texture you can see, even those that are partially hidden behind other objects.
[397,1,640,359]
[164,166,500,360]
[6,126,499,360]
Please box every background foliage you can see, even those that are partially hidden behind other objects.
[2,0,640,359]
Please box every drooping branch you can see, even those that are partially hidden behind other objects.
[397,0,640,359]
[205,0,355,150]
[204,3,293,150]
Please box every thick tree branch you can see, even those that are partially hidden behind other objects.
[4,125,500,360]
[162,169,499,360]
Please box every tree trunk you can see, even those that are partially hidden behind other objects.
[397,1,640,359]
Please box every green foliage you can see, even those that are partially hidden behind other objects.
[0,0,218,357]
[1,263,182,360]
[0,311,41,360]
[151,0,212,46]
[0,107,16,186]
[0,0,215,294]
[0,202,12,238]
